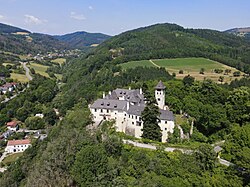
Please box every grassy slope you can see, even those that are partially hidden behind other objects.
[28,63,49,77]
[10,73,29,83]
[120,57,243,82]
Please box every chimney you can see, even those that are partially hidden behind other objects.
[127,102,130,110]
[103,92,105,98]
[139,88,143,94]
[129,86,131,90]
[109,91,112,95]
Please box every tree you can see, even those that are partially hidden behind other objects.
[200,68,205,74]
[183,75,195,86]
[43,108,57,126]
[233,71,241,77]
[25,116,45,130]
[195,144,217,171]
[71,145,108,186]
[141,89,161,141]
[218,76,224,83]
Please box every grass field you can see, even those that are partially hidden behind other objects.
[119,60,155,69]
[2,152,23,166]
[51,58,66,65]
[120,58,243,83]
[28,63,49,77]
[11,73,29,83]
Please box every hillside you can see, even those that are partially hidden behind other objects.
[0,23,110,54]
[0,23,30,34]
[0,22,250,187]
[54,31,111,48]
[90,23,250,74]
[225,27,250,40]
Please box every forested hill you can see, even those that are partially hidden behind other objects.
[0,23,110,54]
[94,23,250,73]
[225,27,250,41]
[0,23,69,54]
[0,23,30,34]
[54,31,111,48]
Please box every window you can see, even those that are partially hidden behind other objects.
[94,109,97,112]
[132,115,134,119]
[165,121,168,124]
[165,128,167,130]
[115,113,117,115]
[101,109,103,113]
[124,114,126,116]
[158,98,160,101]
[107,109,109,113]
[132,122,134,125]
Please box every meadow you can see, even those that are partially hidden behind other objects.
[120,58,243,83]
[28,63,49,77]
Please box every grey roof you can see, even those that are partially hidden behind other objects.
[113,88,133,97]
[127,104,145,116]
[159,109,174,121]
[214,146,223,153]
[155,81,166,90]
[90,99,127,111]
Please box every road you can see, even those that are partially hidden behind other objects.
[0,152,7,173]
[20,62,33,81]
[123,139,233,166]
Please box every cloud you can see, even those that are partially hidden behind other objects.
[70,12,86,21]
[88,6,93,10]
[0,15,4,20]
[24,15,47,25]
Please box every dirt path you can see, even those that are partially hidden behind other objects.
[149,60,161,68]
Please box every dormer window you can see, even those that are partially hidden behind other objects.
[101,102,104,106]
[114,104,117,108]
[107,102,110,106]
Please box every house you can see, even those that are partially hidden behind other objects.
[6,121,19,131]
[90,81,175,143]
[5,139,31,153]
[0,82,17,94]
[0,130,14,139]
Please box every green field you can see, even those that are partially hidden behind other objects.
[51,58,66,65]
[120,58,243,83]
[2,152,23,166]
[11,73,29,83]
[153,58,223,71]
[28,63,49,77]
[119,60,155,69]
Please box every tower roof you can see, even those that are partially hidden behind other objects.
[155,81,166,89]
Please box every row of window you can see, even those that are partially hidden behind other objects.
[13,145,28,148]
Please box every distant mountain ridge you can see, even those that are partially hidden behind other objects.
[0,23,30,34]
[225,27,250,40]
[225,27,250,33]
[54,31,111,48]
[0,22,110,54]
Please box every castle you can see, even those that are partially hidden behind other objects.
[90,81,175,142]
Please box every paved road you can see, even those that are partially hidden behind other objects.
[123,140,192,154]
[123,139,233,166]
[20,62,33,81]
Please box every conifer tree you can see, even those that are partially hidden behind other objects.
[141,86,162,141]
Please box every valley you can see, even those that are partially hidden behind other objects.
[0,19,249,187]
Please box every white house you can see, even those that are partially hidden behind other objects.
[6,121,19,131]
[5,139,31,153]
[90,81,175,142]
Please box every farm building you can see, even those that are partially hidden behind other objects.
[5,139,31,153]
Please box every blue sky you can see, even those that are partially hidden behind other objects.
[0,0,249,35]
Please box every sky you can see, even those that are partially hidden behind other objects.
[0,0,249,36]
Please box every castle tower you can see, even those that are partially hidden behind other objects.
[155,81,166,109]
